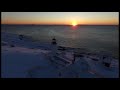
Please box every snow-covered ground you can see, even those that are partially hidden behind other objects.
[1,32,119,78]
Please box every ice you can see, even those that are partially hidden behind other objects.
[1,32,119,78]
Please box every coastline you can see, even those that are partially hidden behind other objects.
[1,31,119,78]
[2,31,119,59]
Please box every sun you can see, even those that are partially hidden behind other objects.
[72,21,77,26]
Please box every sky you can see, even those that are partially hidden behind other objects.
[1,12,119,25]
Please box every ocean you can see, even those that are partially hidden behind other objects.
[1,25,119,58]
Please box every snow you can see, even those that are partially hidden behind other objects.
[1,31,119,78]
[1,32,55,78]
[84,57,119,78]
[2,47,52,78]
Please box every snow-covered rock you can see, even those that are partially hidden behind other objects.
[1,31,119,78]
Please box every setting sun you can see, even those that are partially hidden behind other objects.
[72,21,77,26]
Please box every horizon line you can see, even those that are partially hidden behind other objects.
[1,24,119,26]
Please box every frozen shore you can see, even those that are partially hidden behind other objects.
[1,32,119,78]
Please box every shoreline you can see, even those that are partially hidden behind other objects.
[2,31,119,59]
[1,31,119,78]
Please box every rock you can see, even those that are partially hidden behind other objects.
[19,35,24,40]
[10,44,15,47]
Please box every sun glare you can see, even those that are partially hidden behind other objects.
[72,21,77,26]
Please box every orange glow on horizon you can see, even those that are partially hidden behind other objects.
[1,12,118,25]
[2,19,118,25]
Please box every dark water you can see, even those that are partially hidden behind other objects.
[1,25,119,58]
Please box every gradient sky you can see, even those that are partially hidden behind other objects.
[1,12,119,25]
